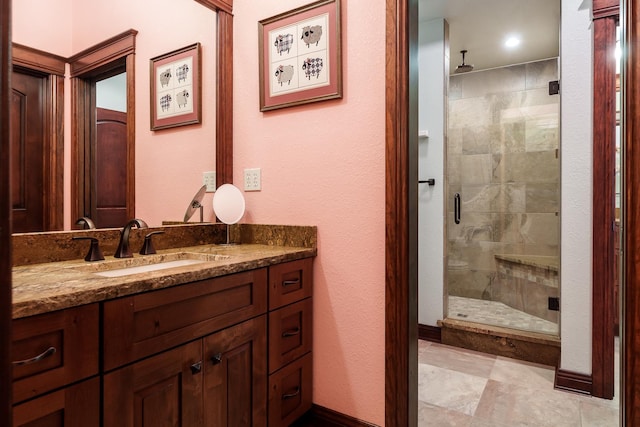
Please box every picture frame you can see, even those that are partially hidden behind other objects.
[258,0,342,112]
[150,43,202,131]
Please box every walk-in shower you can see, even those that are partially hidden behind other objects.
[446,58,560,337]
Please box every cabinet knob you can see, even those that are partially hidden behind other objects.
[211,353,223,365]
[190,361,202,375]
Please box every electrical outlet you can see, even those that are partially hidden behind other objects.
[244,168,261,191]
[203,171,216,192]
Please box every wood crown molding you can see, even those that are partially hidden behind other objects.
[193,0,232,14]
[68,29,137,77]
[12,43,66,76]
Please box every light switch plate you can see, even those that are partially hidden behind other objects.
[203,171,216,192]
[244,168,261,191]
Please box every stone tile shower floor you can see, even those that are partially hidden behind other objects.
[448,295,559,335]
[418,340,620,426]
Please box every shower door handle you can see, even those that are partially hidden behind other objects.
[454,193,461,224]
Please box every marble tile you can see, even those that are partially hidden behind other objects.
[461,154,493,184]
[418,400,473,427]
[490,356,556,391]
[419,342,496,378]
[418,363,488,416]
[459,64,526,98]
[450,97,493,127]
[491,122,526,154]
[526,183,559,213]
[580,400,620,426]
[473,380,582,427]
[492,151,559,184]
[447,296,559,335]
[526,58,559,90]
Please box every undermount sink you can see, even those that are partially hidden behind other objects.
[72,252,231,278]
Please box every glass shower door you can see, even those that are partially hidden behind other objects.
[446,58,561,336]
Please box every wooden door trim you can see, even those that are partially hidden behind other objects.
[592,14,618,399]
[69,34,136,225]
[624,0,640,422]
[12,44,65,231]
[0,0,12,424]
[385,0,418,426]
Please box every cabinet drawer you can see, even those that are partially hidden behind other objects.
[13,377,100,427]
[269,258,313,310]
[12,304,99,404]
[103,268,268,371]
[268,352,312,427]
[269,299,312,374]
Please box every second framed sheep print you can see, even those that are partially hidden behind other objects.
[258,0,342,112]
[150,43,201,131]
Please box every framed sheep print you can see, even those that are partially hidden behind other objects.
[150,43,202,131]
[258,0,342,112]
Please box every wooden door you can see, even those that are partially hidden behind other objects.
[103,340,203,427]
[12,377,100,427]
[94,107,128,228]
[203,316,267,427]
[10,70,45,233]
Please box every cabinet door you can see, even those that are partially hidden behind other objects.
[203,316,267,427]
[103,340,203,427]
[13,377,100,427]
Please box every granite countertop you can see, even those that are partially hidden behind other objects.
[13,243,316,320]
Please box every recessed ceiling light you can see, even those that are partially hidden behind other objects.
[505,36,521,48]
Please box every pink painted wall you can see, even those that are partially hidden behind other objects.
[233,1,386,424]
[15,1,387,424]
[13,0,219,228]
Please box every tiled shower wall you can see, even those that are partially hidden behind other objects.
[447,58,560,305]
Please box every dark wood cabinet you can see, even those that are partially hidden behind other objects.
[204,316,267,426]
[267,258,313,426]
[12,257,313,426]
[103,340,203,427]
[12,377,100,427]
[12,304,99,404]
[11,304,99,427]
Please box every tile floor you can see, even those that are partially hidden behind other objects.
[418,340,620,426]
[448,296,559,335]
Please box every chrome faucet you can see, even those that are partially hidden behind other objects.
[114,219,148,258]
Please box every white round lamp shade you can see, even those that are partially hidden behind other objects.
[212,184,245,224]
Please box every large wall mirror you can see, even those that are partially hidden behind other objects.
[11,0,233,231]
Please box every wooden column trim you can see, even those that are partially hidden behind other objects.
[194,0,232,14]
[0,0,12,425]
[624,0,640,422]
[126,54,136,221]
[67,29,137,77]
[216,10,233,186]
[385,0,418,426]
[592,15,617,400]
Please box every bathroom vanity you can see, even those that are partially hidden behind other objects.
[10,225,316,427]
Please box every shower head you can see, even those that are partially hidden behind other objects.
[454,50,474,74]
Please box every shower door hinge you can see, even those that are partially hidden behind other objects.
[548,297,560,311]
[549,80,560,95]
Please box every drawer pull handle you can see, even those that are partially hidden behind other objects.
[282,279,300,287]
[282,386,301,400]
[12,346,56,366]
[211,353,223,365]
[190,361,202,375]
[282,327,301,338]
